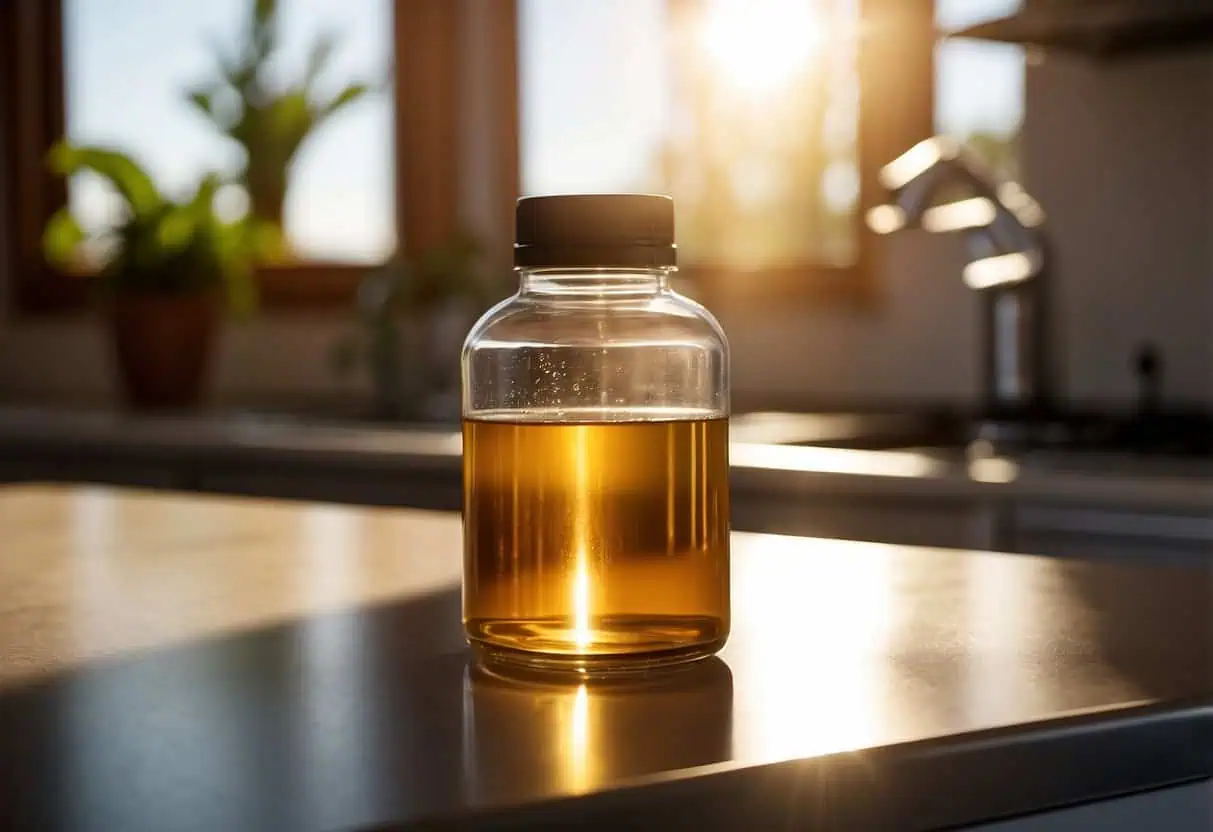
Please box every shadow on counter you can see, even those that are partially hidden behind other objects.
[0,587,733,832]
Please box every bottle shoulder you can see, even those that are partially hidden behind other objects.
[463,290,728,352]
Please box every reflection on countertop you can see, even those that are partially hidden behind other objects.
[0,485,1209,830]
[464,659,735,804]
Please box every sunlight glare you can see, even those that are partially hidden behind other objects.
[968,456,1019,484]
[700,0,823,95]
[963,252,1036,290]
[920,197,997,234]
[729,535,894,762]
[996,181,1047,227]
[865,204,907,235]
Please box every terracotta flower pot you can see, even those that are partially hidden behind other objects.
[110,294,219,409]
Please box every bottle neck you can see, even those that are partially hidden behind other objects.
[518,267,672,297]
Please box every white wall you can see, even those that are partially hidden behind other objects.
[2,50,1213,410]
[0,314,366,405]
[1024,50,1213,406]
[722,233,980,405]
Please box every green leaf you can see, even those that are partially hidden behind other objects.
[186,89,214,117]
[42,208,85,266]
[248,218,286,261]
[186,87,239,130]
[304,33,337,87]
[254,0,277,27]
[251,0,279,60]
[124,213,173,272]
[213,44,256,93]
[269,91,316,158]
[189,174,222,215]
[155,208,196,252]
[224,260,258,318]
[275,90,313,127]
[323,83,370,118]
[201,215,258,316]
[47,142,162,219]
[42,159,267,313]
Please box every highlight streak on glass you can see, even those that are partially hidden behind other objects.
[572,425,592,650]
[666,422,676,553]
[573,561,592,649]
[511,427,521,615]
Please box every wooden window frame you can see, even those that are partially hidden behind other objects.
[2,0,926,316]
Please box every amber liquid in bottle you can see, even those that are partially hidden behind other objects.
[462,415,729,670]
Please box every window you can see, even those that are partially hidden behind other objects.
[935,0,1024,179]
[520,0,936,303]
[9,0,947,312]
[4,0,517,313]
[63,0,395,264]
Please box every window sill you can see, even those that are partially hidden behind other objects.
[12,263,372,317]
[685,259,880,312]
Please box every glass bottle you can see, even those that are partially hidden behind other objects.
[461,194,730,674]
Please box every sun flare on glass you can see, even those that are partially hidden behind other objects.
[700,0,823,95]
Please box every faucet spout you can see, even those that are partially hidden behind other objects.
[869,136,1054,419]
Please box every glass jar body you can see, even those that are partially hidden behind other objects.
[461,268,730,673]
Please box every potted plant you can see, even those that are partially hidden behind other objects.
[185,0,373,230]
[43,142,272,408]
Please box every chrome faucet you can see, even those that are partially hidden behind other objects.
[868,136,1053,420]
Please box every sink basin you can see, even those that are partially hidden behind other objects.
[730,411,966,450]
[735,409,1213,463]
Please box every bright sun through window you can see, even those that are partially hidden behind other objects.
[522,0,861,269]
[699,0,824,96]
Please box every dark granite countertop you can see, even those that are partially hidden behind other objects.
[0,485,1209,830]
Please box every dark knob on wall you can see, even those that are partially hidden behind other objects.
[1133,342,1162,417]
